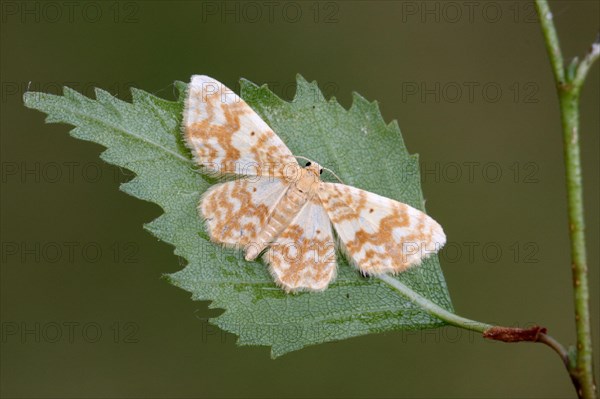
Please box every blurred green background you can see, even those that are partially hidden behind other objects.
[1,1,598,398]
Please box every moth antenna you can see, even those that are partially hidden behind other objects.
[323,167,345,184]
[294,155,312,164]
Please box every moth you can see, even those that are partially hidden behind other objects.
[183,75,446,292]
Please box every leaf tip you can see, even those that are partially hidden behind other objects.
[23,91,36,107]
[239,77,260,91]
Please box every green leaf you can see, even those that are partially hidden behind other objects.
[24,75,453,357]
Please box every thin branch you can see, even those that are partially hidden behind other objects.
[535,0,565,84]
[573,40,600,89]
[534,1,598,398]
[538,333,570,367]
[382,3,596,396]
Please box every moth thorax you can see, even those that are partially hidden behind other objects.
[296,169,321,194]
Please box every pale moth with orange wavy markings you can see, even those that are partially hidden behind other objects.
[183,75,446,292]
